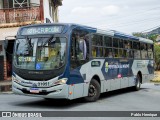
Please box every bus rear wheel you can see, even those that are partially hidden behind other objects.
[134,74,141,91]
[84,79,100,102]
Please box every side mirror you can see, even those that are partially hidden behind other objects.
[4,36,16,50]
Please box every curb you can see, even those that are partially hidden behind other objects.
[150,80,160,83]
[0,85,12,93]
[0,91,13,94]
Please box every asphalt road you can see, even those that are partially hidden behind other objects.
[0,83,160,120]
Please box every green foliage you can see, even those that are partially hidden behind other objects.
[154,44,160,67]
[148,34,159,42]
[132,32,145,38]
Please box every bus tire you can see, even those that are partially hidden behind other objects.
[44,98,53,101]
[134,74,141,91]
[84,79,100,102]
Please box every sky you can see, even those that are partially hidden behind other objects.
[59,0,160,34]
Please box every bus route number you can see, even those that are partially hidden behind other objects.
[38,82,50,87]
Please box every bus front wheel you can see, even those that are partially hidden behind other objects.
[84,79,100,102]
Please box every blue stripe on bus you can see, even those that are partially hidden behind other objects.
[113,31,139,41]
[67,67,84,84]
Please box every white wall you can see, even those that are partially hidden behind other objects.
[43,0,53,23]
[30,0,40,5]
[0,0,3,9]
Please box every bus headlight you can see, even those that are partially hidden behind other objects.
[54,78,67,85]
[12,76,20,83]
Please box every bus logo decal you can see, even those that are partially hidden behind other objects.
[105,62,109,72]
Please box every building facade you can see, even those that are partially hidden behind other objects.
[0,0,62,81]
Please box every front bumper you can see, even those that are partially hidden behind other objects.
[12,80,69,99]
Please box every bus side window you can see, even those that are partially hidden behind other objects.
[133,42,141,59]
[92,47,97,57]
[141,43,148,59]
[113,38,118,48]
[104,48,112,58]
[113,49,119,58]
[119,39,123,48]
[71,33,87,60]
[148,44,153,59]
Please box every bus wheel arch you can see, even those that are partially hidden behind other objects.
[92,75,101,86]
[84,75,101,102]
[137,71,142,84]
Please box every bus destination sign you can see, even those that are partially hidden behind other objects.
[21,26,63,35]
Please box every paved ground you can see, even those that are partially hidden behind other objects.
[0,77,160,120]
[0,83,160,120]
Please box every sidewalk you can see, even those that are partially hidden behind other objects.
[151,71,160,83]
[0,80,12,93]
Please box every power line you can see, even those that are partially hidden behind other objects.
[140,25,160,33]
[81,6,160,25]
[96,16,160,29]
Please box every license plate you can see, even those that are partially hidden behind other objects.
[30,88,39,93]
[37,82,50,87]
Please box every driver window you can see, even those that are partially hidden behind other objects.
[71,30,89,61]
[71,29,90,69]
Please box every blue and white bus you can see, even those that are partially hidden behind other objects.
[12,23,154,101]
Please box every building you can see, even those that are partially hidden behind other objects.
[0,0,62,81]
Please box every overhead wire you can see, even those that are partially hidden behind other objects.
[81,6,160,25]
[98,16,160,29]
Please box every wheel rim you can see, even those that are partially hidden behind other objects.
[88,84,96,97]
[136,77,141,88]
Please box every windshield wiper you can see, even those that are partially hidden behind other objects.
[42,36,54,47]
[26,37,33,51]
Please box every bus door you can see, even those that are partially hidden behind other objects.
[70,29,90,79]
[69,29,90,98]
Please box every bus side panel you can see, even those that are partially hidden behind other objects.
[79,59,105,96]
[68,59,105,98]
[68,83,84,100]
[110,78,121,91]
[103,80,111,92]
[69,68,85,99]
[73,83,84,99]
[131,60,154,83]
[120,77,129,88]
[128,76,136,86]
[101,58,134,90]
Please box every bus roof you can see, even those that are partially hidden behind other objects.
[139,37,153,44]
[18,23,153,44]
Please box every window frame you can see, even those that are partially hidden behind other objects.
[90,33,153,60]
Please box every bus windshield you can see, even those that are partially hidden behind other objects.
[13,37,67,70]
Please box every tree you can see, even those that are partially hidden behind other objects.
[154,44,160,70]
